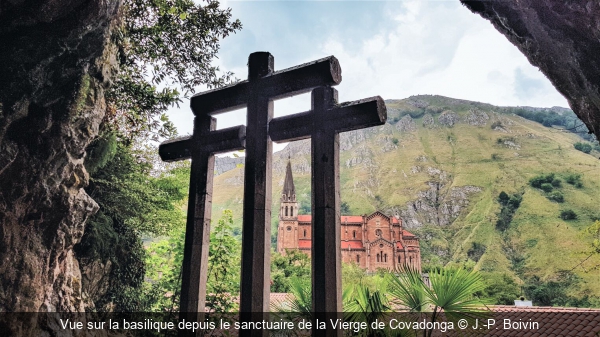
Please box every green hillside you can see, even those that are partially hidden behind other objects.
[211,95,600,303]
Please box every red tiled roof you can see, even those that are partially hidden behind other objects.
[300,240,365,249]
[298,240,311,249]
[472,306,600,337]
[391,217,400,224]
[403,230,416,237]
[342,241,364,249]
[341,215,364,223]
[297,215,364,223]
[396,242,404,249]
[297,214,311,222]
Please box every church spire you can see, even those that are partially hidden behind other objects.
[282,160,295,201]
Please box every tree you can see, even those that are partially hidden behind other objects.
[574,142,592,154]
[76,142,189,311]
[206,210,241,312]
[106,0,242,142]
[560,209,578,220]
[78,0,242,311]
[142,210,241,312]
[271,249,311,293]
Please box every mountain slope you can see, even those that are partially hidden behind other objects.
[211,95,600,299]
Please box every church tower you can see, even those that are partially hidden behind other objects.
[277,160,299,253]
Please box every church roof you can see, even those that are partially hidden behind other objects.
[297,214,398,224]
[282,160,295,197]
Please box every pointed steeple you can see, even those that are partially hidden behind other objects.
[282,160,296,201]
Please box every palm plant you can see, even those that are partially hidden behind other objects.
[343,283,391,337]
[387,265,489,337]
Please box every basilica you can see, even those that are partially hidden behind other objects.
[276,161,421,272]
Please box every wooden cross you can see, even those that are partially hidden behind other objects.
[163,52,342,336]
[270,87,386,336]
[159,118,245,333]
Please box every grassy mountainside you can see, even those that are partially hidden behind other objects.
[211,95,600,300]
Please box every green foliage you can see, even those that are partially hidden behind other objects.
[540,183,553,193]
[271,250,310,293]
[496,192,522,231]
[85,132,117,174]
[523,271,584,306]
[574,142,593,154]
[560,209,578,220]
[491,121,503,129]
[142,210,241,312]
[343,284,391,337]
[340,201,351,216]
[547,191,564,203]
[206,210,241,312]
[551,178,562,188]
[271,276,312,320]
[565,173,584,188]
[298,203,311,215]
[391,138,399,145]
[76,144,188,311]
[479,274,521,305]
[388,266,488,337]
[107,0,242,142]
[467,242,486,262]
[529,173,556,189]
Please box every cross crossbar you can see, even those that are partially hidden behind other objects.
[190,56,341,116]
[159,125,246,162]
[269,96,386,143]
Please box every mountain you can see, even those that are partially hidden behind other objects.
[211,95,600,300]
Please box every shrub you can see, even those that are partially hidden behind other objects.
[491,121,503,129]
[547,191,564,203]
[491,153,500,160]
[560,209,577,220]
[574,142,592,154]
[529,173,555,189]
[565,173,583,188]
[551,178,562,188]
[467,242,486,262]
[540,183,553,193]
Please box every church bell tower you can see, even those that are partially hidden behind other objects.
[277,160,298,253]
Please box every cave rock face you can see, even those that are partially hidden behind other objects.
[0,0,120,325]
[461,0,600,140]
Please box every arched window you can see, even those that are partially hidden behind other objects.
[376,229,382,237]
[380,251,383,262]
[376,254,380,262]
[353,230,356,239]
[285,206,288,216]
[398,256,401,263]
[356,255,360,263]
[384,254,387,263]
[303,229,306,238]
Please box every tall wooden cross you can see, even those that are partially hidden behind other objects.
[270,87,386,336]
[159,119,246,330]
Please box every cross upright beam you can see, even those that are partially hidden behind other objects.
[270,87,386,336]
[159,119,245,337]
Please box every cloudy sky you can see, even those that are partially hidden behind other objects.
[167,0,568,149]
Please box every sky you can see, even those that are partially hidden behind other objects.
[167,0,569,151]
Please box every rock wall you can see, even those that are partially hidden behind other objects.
[0,0,120,333]
[461,0,600,140]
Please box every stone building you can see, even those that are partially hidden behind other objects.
[276,161,421,272]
